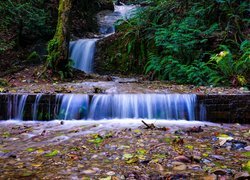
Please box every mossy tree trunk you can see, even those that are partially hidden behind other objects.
[47,0,72,78]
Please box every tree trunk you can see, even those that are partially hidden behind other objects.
[47,0,72,77]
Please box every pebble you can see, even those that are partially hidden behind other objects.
[91,154,98,159]
[234,172,250,180]
[193,156,201,162]
[203,174,217,180]
[174,155,191,163]
[172,161,185,166]
[244,146,250,151]
[202,158,211,164]
[82,169,96,175]
[189,164,201,170]
[212,169,227,176]
[173,164,187,171]
[210,155,225,160]
[106,171,115,176]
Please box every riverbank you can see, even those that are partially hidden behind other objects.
[0,120,249,179]
[0,65,249,95]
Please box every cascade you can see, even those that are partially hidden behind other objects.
[69,39,97,73]
[57,94,196,120]
[3,94,198,121]
[7,94,28,120]
[88,94,196,120]
[32,94,42,120]
[69,4,137,73]
[58,94,89,120]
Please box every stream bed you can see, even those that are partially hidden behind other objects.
[0,120,249,179]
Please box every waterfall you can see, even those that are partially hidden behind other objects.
[58,94,89,120]
[69,4,137,73]
[32,94,42,120]
[7,94,28,120]
[89,94,196,120]
[56,94,196,121]
[3,93,197,121]
[98,4,137,35]
[69,39,98,73]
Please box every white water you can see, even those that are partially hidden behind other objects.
[69,39,98,73]
[4,93,205,121]
[7,94,28,120]
[58,94,89,120]
[98,4,137,34]
[59,94,197,120]
[69,4,137,73]
[32,93,42,120]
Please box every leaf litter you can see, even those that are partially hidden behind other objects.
[0,120,249,179]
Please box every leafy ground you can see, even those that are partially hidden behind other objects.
[0,120,249,179]
[0,64,249,95]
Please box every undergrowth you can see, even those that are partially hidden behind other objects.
[109,0,250,86]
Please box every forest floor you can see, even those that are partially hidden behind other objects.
[0,120,249,179]
[0,64,249,95]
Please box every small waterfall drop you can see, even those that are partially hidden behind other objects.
[98,4,137,35]
[69,39,98,73]
[32,94,42,120]
[55,94,196,121]
[7,94,28,120]
[89,94,196,120]
[58,94,89,120]
[3,93,197,121]
[69,4,137,73]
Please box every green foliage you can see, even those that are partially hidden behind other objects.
[27,51,41,63]
[110,0,250,86]
[208,41,250,86]
[47,39,60,69]
[0,78,8,87]
[46,38,73,79]
[0,0,53,51]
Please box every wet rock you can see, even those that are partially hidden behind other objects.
[172,161,185,166]
[173,164,187,171]
[91,154,99,159]
[174,155,191,163]
[149,162,164,172]
[212,169,227,176]
[93,87,104,93]
[231,140,247,150]
[234,172,250,180]
[167,174,188,179]
[189,164,201,170]
[193,156,202,163]
[244,146,250,151]
[201,158,212,164]
[211,136,219,141]
[0,152,16,159]
[174,129,185,135]
[140,159,150,165]
[82,169,96,175]
[221,140,247,150]
[106,171,116,176]
[203,174,217,180]
[210,155,225,160]
[186,126,204,133]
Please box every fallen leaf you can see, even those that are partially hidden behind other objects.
[45,150,59,157]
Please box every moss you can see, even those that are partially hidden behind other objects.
[0,78,8,87]
[46,0,72,79]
